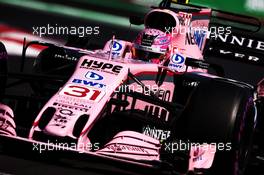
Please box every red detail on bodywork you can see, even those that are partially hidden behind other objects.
[33,120,39,127]
[0,37,47,51]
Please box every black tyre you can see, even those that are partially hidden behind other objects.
[171,79,256,175]
[31,47,76,96]
[38,107,56,130]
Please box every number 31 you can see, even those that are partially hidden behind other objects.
[60,84,105,102]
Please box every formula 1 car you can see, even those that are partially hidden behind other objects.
[0,0,262,175]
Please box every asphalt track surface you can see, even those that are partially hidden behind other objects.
[0,1,264,175]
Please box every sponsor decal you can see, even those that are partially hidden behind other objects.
[206,34,264,65]
[183,80,199,87]
[185,32,197,45]
[208,48,261,64]
[171,54,185,64]
[194,30,206,50]
[54,100,90,109]
[179,12,192,26]
[215,34,264,51]
[52,114,70,129]
[54,54,78,61]
[85,71,104,81]
[141,34,157,47]
[109,41,123,58]
[51,109,74,129]
[159,36,170,45]
[107,144,149,154]
[59,109,73,116]
[143,126,170,141]
[168,54,186,71]
[53,102,90,112]
[111,41,122,52]
[72,79,105,88]
[135,45,154,52]
[60,84,105,102]
[80,59,123,75]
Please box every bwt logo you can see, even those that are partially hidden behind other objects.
[85,71,104,81]
[72,79,106,88]
[110,41,123,58]
[169,54,185,70]
[171,54,185,65]
[111,41,122,52]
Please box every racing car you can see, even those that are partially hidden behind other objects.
[0,0,261,175]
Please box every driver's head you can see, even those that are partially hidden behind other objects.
[132,28,171,63]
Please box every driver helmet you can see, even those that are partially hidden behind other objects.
[132,28,171,63]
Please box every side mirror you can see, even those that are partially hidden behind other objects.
[185,57,225,77]
[129,16,144,25]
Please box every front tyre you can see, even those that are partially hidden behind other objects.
[170,79,256,175]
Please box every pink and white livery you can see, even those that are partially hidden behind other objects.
[0,1,259,175]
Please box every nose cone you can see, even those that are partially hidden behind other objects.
[44,115,70,137]
[44,125,68,137]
